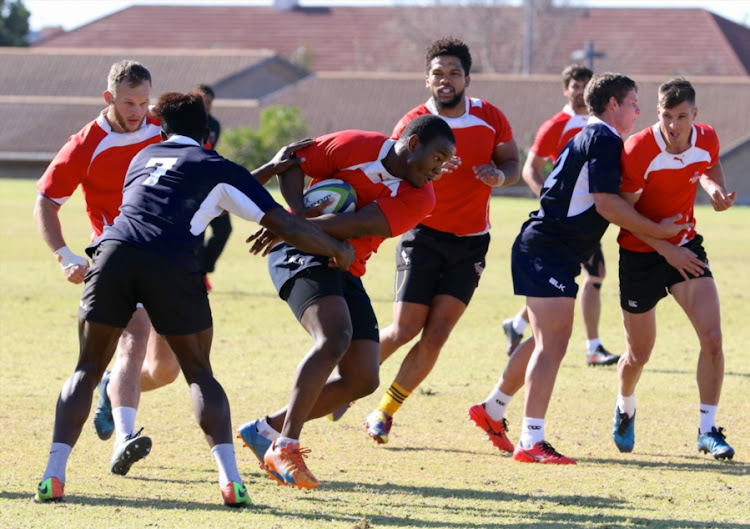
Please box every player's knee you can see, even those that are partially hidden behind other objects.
[390,322,422,347]
[352,369,380,398]
[624,349,651,368]
[117,333,149,363]
[699,327,723,357]
[150,360,181,387]
[420,326,453,353]
[315,327,353,362]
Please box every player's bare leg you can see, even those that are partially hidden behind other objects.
[140,325,181,391]
[379,301,430,363]
[388,295,466,391]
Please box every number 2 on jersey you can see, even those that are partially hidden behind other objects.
[542,147,569,191]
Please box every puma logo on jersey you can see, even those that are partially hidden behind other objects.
[673,156,685,164]
[548,277,566,292]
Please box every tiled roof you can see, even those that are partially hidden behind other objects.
[34,5,750,76]
[6,71,749,163]
[0,47,309,99]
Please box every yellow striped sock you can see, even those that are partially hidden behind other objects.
[377,381,412,417]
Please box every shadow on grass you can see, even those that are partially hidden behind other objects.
[560,364,749,379]
[583,455,749,476]
[6,480,750,528]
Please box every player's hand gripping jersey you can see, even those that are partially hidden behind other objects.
[392,97,513,236]
[618,123,720,252]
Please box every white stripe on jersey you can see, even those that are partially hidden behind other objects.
[91,111,162,163]
[342,138,402,196]
[567,161,594,217]
[190,183,266,236]
[644,123,713,180]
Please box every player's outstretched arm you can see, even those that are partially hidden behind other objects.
[33,195,89,284]
[249,138,314,186]
[700,163,736,212]
[260,208,355,271]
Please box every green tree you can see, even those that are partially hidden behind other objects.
[0,0,30,47]
[219,106,309,184]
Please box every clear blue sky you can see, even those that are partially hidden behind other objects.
[24,0,750,31]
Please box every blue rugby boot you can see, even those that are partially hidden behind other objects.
[697,427,735,460]
[613,406,635,453]
[237,419,282,483]
[93,370,114,440]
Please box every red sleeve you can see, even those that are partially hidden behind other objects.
[529,118,564,159]
[297,133,345,180]
[376,182,436,237]
[697,124,721,168]
[37,125,100,204]
[485,102,513,146]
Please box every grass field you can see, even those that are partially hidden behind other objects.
[1,177,748,529]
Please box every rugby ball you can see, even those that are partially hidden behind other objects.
[303,179,357,214]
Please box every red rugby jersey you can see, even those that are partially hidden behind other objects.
[618,123,720,252]
[37,111,162,239]
[529,105,590,162]
[298,130,436,277]
[392,97,513,236]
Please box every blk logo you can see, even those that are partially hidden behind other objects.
[548,277,566,291]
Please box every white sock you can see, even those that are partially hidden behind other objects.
[256,418,280,441]
[586,338,602,353]
[42,443,72,483]
[113,406,137,444]
[483,388,513,421]
[616,394,636,418]
[211,443,242,487]
[519,417,545,448]
[512,314,529,334]
[699,403,718,435]
[275,436,298,449]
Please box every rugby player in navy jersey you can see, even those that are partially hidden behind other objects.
[34,92,354,507]
[481,74,690,465]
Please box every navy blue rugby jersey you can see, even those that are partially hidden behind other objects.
[517,119,622,263]
[89,136,281,271]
